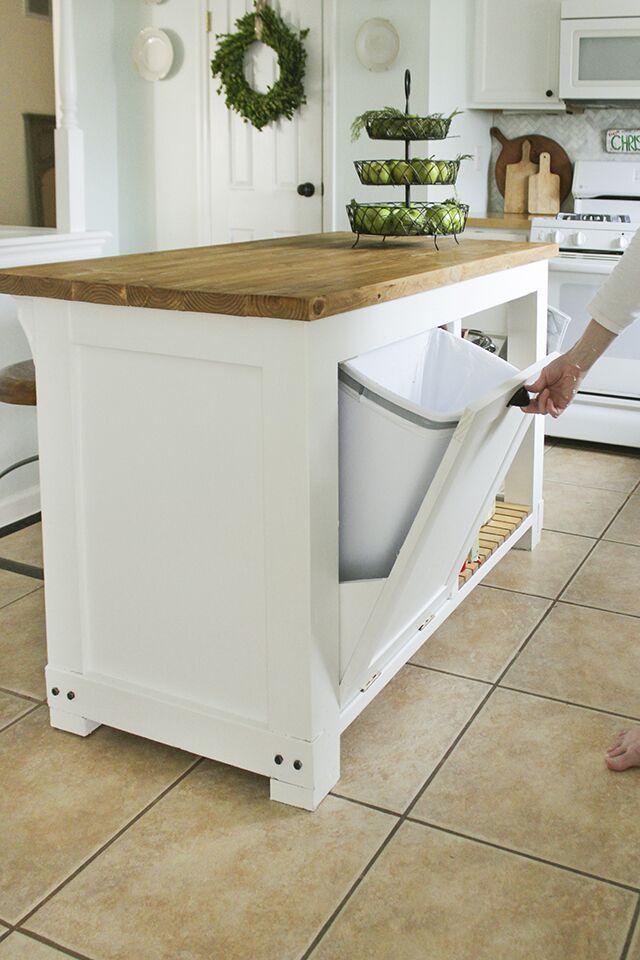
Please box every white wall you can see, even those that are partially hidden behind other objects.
[0,0,55,226]
[426,0,492,214]
[73,0,156,255]
[332,0,492,229]
[333,0,430,230]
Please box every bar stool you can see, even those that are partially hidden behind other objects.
[0,360,38,481]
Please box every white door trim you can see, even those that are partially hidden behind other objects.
[197,0,336,241]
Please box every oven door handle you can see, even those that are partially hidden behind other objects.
[549,255,619,276]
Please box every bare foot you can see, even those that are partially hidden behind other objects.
[606,728,640,771]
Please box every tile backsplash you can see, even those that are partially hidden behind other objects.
[489,108,640,211]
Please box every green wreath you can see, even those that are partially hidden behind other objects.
[210,3,309,131]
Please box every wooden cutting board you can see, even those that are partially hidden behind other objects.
[491,127,573,204]
[504,140,537,214]
[528,152,560,214]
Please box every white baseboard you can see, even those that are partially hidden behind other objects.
[0,485,41,531]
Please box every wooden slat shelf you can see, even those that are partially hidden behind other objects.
[459,501,530,586]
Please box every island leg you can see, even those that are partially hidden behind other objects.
[49,707,100,737]
[504,280,547,549]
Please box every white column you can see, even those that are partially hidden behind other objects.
[52,0,86,233]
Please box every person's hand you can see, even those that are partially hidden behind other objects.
[521,354,584,417]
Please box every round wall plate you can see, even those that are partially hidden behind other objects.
[133,27,174,82]
[355,18,400,72]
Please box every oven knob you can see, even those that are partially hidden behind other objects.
[574,231,587,246]
[615,235,629,250]
[551,230,562,244]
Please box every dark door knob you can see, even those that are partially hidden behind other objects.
[297,182,315,197]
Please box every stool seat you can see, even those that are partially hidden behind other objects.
[0,360,36,406]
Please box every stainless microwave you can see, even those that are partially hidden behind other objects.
[560,0,640,102]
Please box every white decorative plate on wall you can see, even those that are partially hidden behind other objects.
[355,18,400,72]
[133,27,174,81]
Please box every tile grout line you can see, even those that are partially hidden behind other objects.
[0,704,42,736]
[16,756,205,929]
[408,660,495,685]
[0,684,44,705]
[482,581,640,620]
[304,500,615,957]
[3,928,98,960]
[308,479,640,956]
[325,789,640,897]
[298,817,404,960]
[302,682,500,959]
[498,683,640,724]
[405,817,640,895]
[619,895,640,960]
[0,583,43,614]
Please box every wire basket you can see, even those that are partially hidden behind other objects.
[346,200,469,239]
[365,114,453,141]
[355,158,461,187]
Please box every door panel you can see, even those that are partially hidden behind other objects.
[339,358,548,707]
[209,0,323,243]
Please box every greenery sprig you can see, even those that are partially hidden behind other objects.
[211,4,309,131]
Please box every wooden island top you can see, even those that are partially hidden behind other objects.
[0,231,558,322]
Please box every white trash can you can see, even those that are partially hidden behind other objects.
[339,327,519,582]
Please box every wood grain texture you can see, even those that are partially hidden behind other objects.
[0,232,558,322]
[504,141,538,215]
[490,127,573,204]
[528,152,561,215]
[0,360,36,406]
[466,213,534,230]
[459,501,530,587]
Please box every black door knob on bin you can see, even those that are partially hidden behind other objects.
[297,182,315,197]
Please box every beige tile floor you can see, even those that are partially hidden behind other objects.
[0,439,638,960]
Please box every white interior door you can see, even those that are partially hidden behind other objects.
[339,357,548,707]
[209,0,323,243]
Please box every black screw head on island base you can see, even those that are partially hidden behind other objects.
[51,687,60,696]
[274,754,284,765]
[293,760,303,771]
[66,691,75,701]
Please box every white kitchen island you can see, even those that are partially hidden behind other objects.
[0,233,557,809]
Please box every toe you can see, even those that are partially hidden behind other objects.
[607,753,634,771]
[607,745,627,757]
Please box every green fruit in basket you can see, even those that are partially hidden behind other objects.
[369,163,392,185]
[390,160,413,185]
[387,205,425,234]
[425,202,465,234]
[353,205,392,233]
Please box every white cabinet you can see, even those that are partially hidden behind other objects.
[470,0,563,110]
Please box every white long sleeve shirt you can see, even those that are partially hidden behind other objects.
[587,228,640,335]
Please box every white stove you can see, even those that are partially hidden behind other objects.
[529,160,640,448]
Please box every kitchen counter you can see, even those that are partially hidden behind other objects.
[6,233,554,811]
[466,212,538,231]
[0,232,557,321]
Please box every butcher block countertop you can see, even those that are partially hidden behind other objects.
[466,212,537,231]
[0,232,558,322]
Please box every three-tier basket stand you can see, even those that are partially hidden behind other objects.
[347,69,469,249]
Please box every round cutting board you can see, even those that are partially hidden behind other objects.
[491,127,573,204]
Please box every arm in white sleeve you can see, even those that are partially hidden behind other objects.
[587,228,640,335]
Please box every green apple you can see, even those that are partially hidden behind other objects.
[354,205,393,233]
[390,160,413,185]
[425,202,465,234]
[366,162,392,185]
[387,205,425,235]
